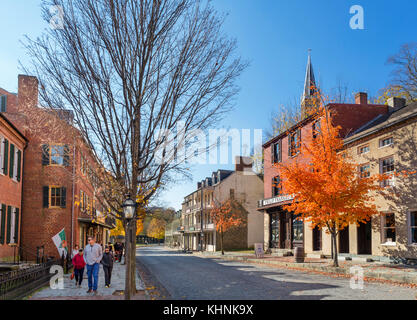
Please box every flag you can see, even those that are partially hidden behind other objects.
[52,228,67,257]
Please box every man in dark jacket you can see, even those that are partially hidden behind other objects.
[101,246,114,288]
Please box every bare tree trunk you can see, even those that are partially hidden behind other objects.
[221,227,224,255]
[332,232,339,267]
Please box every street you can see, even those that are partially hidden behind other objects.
[136,246,417,300]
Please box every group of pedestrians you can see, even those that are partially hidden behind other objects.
[71,236,125,295]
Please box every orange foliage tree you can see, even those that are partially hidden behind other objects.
[147,218,166,240]
[274,105,383,267]
[210,200,244,255]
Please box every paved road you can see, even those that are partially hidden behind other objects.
[137,246,417,300]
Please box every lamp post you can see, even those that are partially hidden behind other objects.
[122,196,136,300]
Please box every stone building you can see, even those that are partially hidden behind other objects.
[1,75,114,259]
[181,156,264,252]
[0,112,27,262]
[335,98,417,262]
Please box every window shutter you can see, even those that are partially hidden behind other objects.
[14,208,19,243]
[42,144,50,166]
[271,144,275,164]
[0,204,5,244]
[43,186,49,208]
[3,139,8,175]
[278,140,282,162]
[0,95,6,112]
[61,187,67,208]
[16,150,21,181]
[297,128,301,151]
[63,145,70,167]
[288,135,291,158]
[6,205,12,244]
[9,143,15,178]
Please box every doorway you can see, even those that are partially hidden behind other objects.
[357,221,372,255]
[339,227,349,254]
[312,226,322,251]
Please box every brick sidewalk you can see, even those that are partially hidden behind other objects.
[28,259,147,300]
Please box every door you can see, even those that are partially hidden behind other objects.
[292,215,304,248]
[270,212,280,248]
[357,221,372,254]
[313,226,322,251]
[339,227,349,253]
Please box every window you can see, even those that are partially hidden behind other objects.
[409,211,417,245]
[359,164,370,178]
[0,204,5,244]
[379,137,393,148]
[0,95,7,112]
[43,186,67,208]
[313,121,321,139]
[288,129,301,157]
[358,145,370,155]
[272,176,282,197]
[1,137,9,175]
[42,144,70,166]
[292,218,304,242]
[381,213,396,244]
[380,157,395,187]
[272,140,282,163]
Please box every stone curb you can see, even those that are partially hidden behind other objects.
[208,255,417,286]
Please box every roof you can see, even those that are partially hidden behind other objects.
[344,102,417,144]
[0,112,28,142]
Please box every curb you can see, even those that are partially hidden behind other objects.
[207,255,417,286]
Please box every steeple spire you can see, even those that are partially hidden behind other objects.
[301,50,318,115]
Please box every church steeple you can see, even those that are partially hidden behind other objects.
[301,49,319,115]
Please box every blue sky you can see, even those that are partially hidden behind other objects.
[1,1,416,210]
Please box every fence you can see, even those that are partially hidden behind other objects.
[0,259,58,300]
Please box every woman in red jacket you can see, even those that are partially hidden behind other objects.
[72,249,86,288]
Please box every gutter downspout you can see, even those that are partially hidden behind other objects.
[19,139,28,259]
[71,139,76,252]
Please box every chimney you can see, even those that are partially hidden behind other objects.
[18,75,39,111]
[355,92,368,105]
[197,182,201,189]
[235,156,253,172]
[387,97,406,111]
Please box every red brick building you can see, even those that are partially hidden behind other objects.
[1,75,114,259]
[258,54,389,254]
[0,110,27,262]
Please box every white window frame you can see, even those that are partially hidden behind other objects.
[379,156,395,187]
[358,145,370,155]
[12,147,19,181]
[9,207,16,244]
[379,136,394,149]
[407,210,417,246]
[380,212,396,246]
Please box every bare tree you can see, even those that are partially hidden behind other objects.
[387,43,417,101]
[23,0,246,299]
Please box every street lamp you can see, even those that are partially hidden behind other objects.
[122,195,136,300]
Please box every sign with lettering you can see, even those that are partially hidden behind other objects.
[259,194,295,208]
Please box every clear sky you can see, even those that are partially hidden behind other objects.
[1,1,417,210]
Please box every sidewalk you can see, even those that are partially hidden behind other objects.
[194,251,417,287]
[28,259,146,300]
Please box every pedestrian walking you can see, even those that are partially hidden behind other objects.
[72,249,86,288]
[71,244,79,259]
[84,236,103,295]
[101,246,114,288]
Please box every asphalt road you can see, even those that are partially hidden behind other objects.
[136,246,417,300]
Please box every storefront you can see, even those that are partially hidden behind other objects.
[258,195,304,250]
